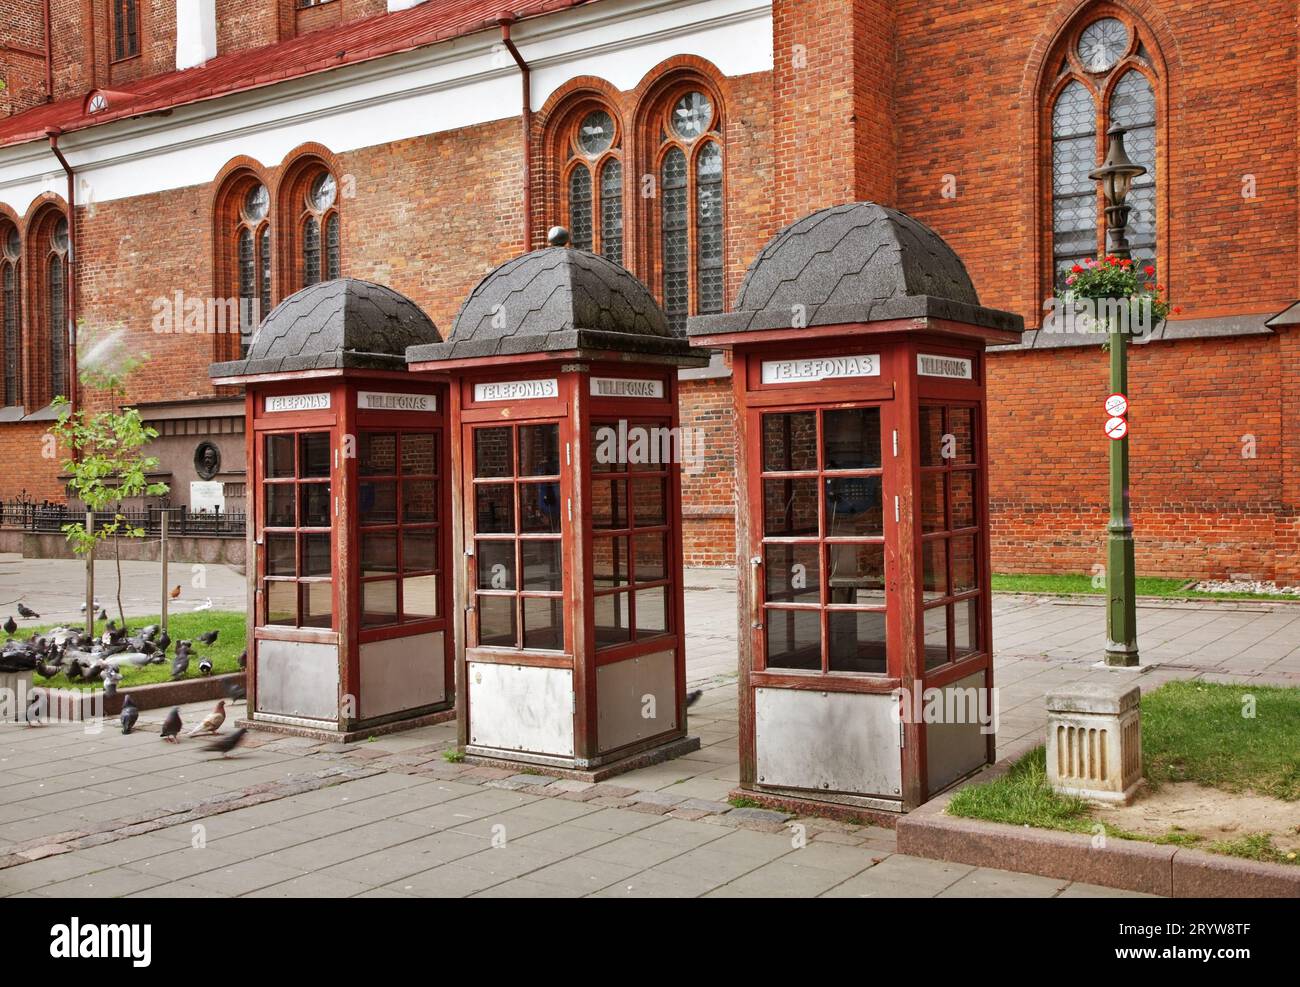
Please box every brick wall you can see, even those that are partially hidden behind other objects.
[679,375,736,566]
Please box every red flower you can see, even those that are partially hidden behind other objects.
[1173,306,1182,315]
[1143,265,1155,276]
[1071,264,1083,274]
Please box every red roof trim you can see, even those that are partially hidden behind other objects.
[0,0,589,150]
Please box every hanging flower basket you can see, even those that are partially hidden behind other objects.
[1057,256,1177,338]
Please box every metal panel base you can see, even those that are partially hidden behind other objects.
[464,733,700,783]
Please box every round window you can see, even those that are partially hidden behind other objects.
[1077,18,1128,73]
[243,184,269,223]
[52,218,69,253]
[310,172,337,212]
[3,228,18,260]
[577,110,615,156]
[669,91,713,140]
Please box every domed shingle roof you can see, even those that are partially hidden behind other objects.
[687,202,1021,336]
[210,278,440,379]
[406,244,703,366]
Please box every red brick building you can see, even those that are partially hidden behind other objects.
[0,0,1295,579]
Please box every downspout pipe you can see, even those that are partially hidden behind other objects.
[44,0,53,100]
[498,15,532,251]
[45,127,77,418]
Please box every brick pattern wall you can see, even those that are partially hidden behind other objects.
[679,375,736,566]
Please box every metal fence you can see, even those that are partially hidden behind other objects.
[0,500,246,538]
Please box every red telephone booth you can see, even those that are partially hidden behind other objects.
[689,203,1024,814]
[406,232,706,778]
[210,279,455,739]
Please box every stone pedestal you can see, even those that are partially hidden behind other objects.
[1046,682,1142,804]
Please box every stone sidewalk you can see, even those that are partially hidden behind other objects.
[4,563,1298,898]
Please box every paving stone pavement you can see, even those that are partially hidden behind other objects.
[4,564,1293,898]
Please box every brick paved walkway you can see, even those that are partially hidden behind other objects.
[5,564,1296,898]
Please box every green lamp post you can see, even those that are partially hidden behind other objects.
[1089,123,1147,667]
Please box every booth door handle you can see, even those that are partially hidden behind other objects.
[749,555,764,630]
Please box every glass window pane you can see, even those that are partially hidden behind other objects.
[301,582,332,629]
[828,611,887,674]
[763,478,818,537]
[401,433,438,476]
[403,479,437,522]
[695,141,724,316]
[921,472,946,533]
[266,580,297,626]
[569,164,593,251]
[631,477,665,527]
[823,408,881,470]
[360,480,396,525]
[661,147,689,335]
[827,543,884,606]
[403,529,437,574]
[924,605,950,670]
[600,158,624,266]
[303,215,321,286]
[301,532,331,577]
[952,535,978,594]
[265,434,295,478]
[362,579,398,628]
[633,532,667,582]
[591,422,628,473]
[919,406,945,467]
[477,541,516,591]
[520,482,562,533]
[519,424,560,476]
[300,433,330,478]
[922,539,947,601]
[474,427,512,478]
[825,477,883,537]
[474,484,514,534]
[477,595,516,647]
[521,540,563,592]
[765,543,819,604]
[954,599,980,659]
[265,533,295,576]
[265,484,295,526]
[951,471,976,529]
[593,535,629,589]
[361,532,398,577]
[762,412,817,472]
[594,591,630,647]
[404,574,439,620]
[635,586,669,636]
[949,408,975,464]
[592,479,627,530]
[765,608,821,670]
[360,432,397,475]
[522,597,565,651]
[300,483,330,527]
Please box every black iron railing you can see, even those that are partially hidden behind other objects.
[0,500,246,538]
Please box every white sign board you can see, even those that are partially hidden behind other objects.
[265,392,330,413]
[358,390,436,413]
[760,354,880,385]
[1104,393,1128,417]
[190,480,225,513]
[589,377,664,399]
[1105,416,1128,440]
[474,379,559,402]
[917,354,973,380]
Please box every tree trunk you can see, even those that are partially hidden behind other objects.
[115,527,127,633]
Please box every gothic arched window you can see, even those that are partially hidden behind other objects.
[1046,12,1160,286]
[562,107,624,265]
[47,218,69,401]
[215,171,272,359]
[1,226,20,407]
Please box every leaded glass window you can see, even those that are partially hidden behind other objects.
[696,141,724,317]
[303,216,321,288]
[113,0,139,62]
[1051,81,1097,285]
[238,228,256,349]
[325,213,340,280]
[563,106,623,262]
[1109,70,1156,271]
[2,261,18,406]
[48,256,66,400]
[600,159,623,266]
[661,147,689,334]
[569,166,594,251]
[259,226,272,324]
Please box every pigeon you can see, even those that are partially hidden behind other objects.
[188,701,226,736]
[198,658,213,676]
[120,695,138,734]
[193,597,213,612]
[26,691,44,726]
[226,680,247,704]
[237,648,247,670]
[157,631,171,654]
[170,641,192,680]
[202,727,247,757]
[79,597,102,614]
[16,603,39,619]
[95,608,108,622]
[34,660,58,680]
[169,585,181,600]
[160,707,182,742]
[197,629,219,647]
[3,616,16,636]
[103,667,122,696]
[140,624,159,641]
[686,690,703,708]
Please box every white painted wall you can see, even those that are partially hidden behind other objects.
[0,0,772,215]
[176,0,218,71]
[387,0,430,11]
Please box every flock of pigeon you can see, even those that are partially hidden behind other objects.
[0,604,249,756]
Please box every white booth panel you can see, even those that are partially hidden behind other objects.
[360,631,445,719]
[468,662,574,757]
[256,639,340,722]
[596,649,677,754]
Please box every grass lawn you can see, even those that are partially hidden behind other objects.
[992,572,1296,601]
[16,610,246,692]
[948,681,1300,865]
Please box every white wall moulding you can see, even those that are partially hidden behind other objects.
[0,0,773,215]
[176,0,218,71]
